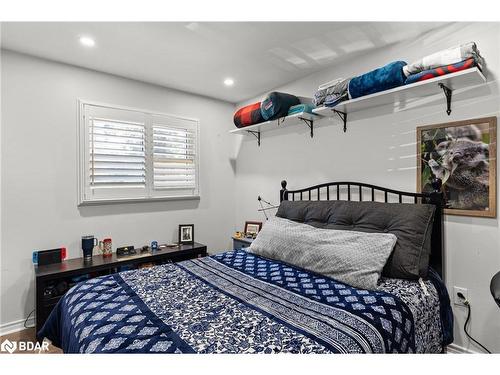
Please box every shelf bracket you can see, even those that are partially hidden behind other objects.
[246,130,261,146]
[439,83,452,115]
[299,117,314,138]
[333,110,348,132]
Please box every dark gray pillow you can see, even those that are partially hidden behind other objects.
[276,200,435,280]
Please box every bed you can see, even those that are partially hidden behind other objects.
[38,179,453,354]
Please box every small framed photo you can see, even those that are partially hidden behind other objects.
[178,224,194,244]
[244,221,262,236]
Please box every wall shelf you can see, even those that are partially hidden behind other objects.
[313,67,487,132]
[230,112,318,146]
[230,68,486,141]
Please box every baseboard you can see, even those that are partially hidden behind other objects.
[0,316,35,336]
[446,343,479,354]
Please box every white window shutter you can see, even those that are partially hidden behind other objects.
[79,101,199,204]
[152,125,196,190]
[89,118,146,187]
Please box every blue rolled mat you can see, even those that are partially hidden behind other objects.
[287,103,315,116]
[348,61,407,99]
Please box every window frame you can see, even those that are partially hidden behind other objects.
[78,99,200,206]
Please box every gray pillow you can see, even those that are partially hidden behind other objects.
[276,200,436,279]
[249,217,397,290]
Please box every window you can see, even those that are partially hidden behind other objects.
[79,101,199,204]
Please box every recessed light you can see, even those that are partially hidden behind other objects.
[223,78,234,86]
[79,36,95,47]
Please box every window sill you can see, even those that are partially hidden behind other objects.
[78,195,200,206]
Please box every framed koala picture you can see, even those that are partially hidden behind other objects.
[417,116,497,218]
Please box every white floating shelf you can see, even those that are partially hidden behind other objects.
[230,112,316,134]
[230,68,486,143]
[230,111,318,145]
[313,67,486,119]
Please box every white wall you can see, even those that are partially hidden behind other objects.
[0,50,236,328]
[234,22,500,352]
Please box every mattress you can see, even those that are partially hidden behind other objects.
[38,250,452,353]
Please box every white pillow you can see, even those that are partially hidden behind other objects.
[249,217,397,290]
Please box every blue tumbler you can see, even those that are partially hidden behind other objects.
[82,235,97,260]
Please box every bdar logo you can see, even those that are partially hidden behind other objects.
[0,339,48,353]
[1,339,17,354]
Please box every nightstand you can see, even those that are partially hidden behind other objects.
[232,236,254,250]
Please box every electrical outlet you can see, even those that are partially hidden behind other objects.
[453,286,469,306]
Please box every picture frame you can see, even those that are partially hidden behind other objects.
[178,224,194,244]
[244,221,262,236]
[416,116,497,218]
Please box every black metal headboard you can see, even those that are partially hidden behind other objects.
[279,179,445,278]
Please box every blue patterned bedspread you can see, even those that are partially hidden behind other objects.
[38,250,452,353]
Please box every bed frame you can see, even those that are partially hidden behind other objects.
[279,178,446,279]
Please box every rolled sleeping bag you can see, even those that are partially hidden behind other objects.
[348,61,407,99]
[404,58,477,85]
[260,92,300,121]
[403,41,483,77]
[233,102,265,128]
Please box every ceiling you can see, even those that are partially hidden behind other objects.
[1,22,446,103]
